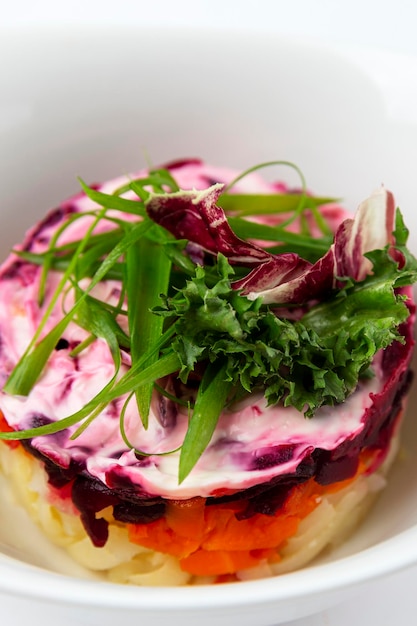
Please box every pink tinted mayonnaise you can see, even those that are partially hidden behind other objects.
[0,161,380,499]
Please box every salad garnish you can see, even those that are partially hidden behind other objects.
[1,162,416,483]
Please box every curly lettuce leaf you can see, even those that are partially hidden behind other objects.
[156,238,416,418]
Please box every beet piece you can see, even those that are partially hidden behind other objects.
[21,419,85,489]
[163,158,203,170]
[71,473,167,545]
[71,476,120,547]
[315,453,359,486]
[113,501,166,524]
[252,444,296,470]
[1,260,39,284]
[27,205,76,246]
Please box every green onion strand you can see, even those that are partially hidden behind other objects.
[126,231,172,428]
[178,360,232,484]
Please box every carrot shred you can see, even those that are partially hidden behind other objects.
[202,506,299,551]
[180,548,261,576]
[127,450,372,577]
[165,497,206,539]
[129,516,201,559]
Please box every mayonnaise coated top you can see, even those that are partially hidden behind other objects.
[0,161,378,498]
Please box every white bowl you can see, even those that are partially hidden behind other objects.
[1,25,417,626]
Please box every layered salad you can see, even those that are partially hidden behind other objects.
[0,158,415,585]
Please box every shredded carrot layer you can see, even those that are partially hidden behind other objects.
[128,463,367,577]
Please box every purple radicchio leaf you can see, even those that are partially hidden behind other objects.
[146,185,293,266]
[145,184,311,281]
[333,186,396,281]
[146,184,399,306]
[237,187,399,304]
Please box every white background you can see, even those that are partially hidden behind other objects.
[2,0,417,57]
[1,1,417,624]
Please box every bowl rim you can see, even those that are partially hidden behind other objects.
[0,523,416,609]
